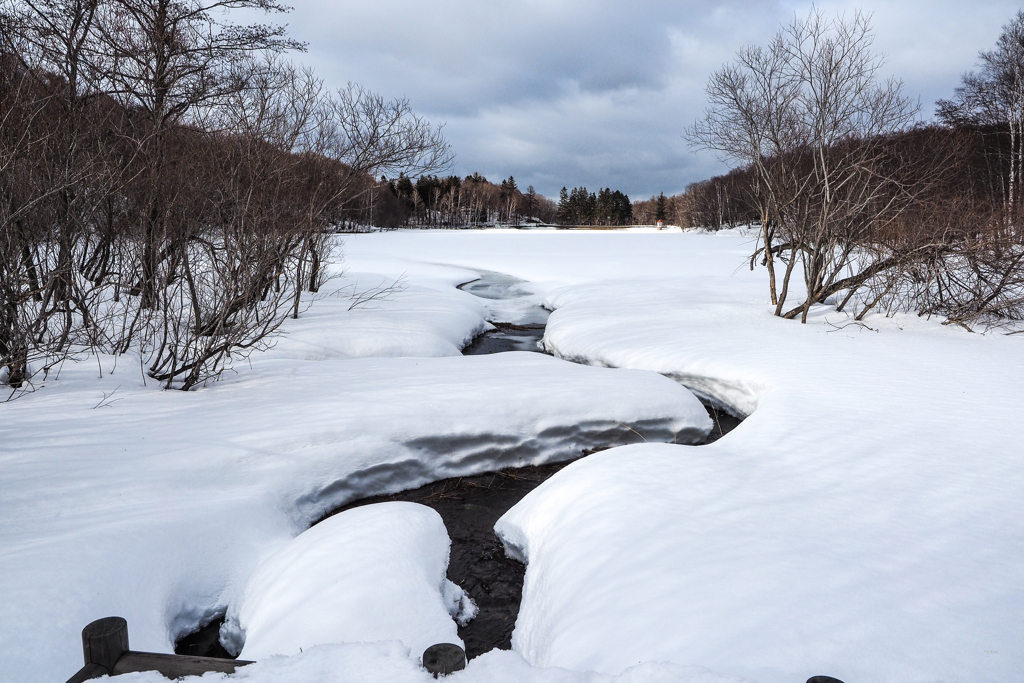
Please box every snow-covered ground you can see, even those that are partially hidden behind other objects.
[230,502,475,661]
[2,228,1021,683]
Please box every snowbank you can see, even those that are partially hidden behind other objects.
[478,236,1022,682]
[1,341,707,682]
[339,231,1024,681]
[231,502,470,660]
[6,228,1022,683]
[111,643,749,683]
[269,271,490,361]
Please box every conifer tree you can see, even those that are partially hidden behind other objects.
[557,187,570,223]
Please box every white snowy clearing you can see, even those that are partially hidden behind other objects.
[2,228,1021,683]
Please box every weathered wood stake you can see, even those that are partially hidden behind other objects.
[422,643,466,677]
[83,617,130,672]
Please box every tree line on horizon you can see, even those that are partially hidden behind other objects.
[633,193,669,226]
[556,186,633,226]
[372,173,558,228]
[368,174,643,228]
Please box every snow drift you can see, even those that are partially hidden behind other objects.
[230,502,472,660]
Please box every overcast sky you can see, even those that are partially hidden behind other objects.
[264,1,1022,199]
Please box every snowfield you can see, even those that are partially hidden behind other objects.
[2,228,1022,683]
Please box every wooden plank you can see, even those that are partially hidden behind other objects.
[65,663,109,683]
[112,651,253,678]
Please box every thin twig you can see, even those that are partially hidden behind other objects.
[92,385,122,409]
[613,421,648,442]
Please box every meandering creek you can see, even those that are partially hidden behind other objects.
[175,270,742,661]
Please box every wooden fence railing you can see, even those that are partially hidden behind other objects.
[64,617,468,680]
[64,616,840,682]
[65,617,252,682]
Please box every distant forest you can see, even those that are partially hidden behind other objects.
[369,174,637,228]
[556,187,632,226]
[373,174,557,228]
[658,124,1020,233]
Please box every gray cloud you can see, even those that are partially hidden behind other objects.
[269,0,1022,198]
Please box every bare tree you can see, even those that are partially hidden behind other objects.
[0,20,56,388]
[94,0,303,309]
[285,80,453,313]
[0,1,115,387]
[689,9,943,322]
[1,1,456,391]
[329,82,452,179]
[938,11,1024,227]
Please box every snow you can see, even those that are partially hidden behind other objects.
[230,502,470,660]
[112,643,748,683]
[468,237,1020,683]
[348,229,1024,682]
[3,227,1022,683]
[0,250,709,683]
[269,269,490,360]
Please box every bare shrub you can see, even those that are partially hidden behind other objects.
[688,9,968,323]
[0,0,452,392]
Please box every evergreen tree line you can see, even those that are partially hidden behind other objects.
[557,186,633,226]
[376,173,558,228]
[0,0,448,391]
[632,192,674,226]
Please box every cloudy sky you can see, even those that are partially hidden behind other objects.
[266,1,1021,199]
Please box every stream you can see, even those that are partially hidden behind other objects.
[175,269,742,661]
[460,270,550,356]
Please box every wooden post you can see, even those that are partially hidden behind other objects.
[422,643,466,677]
[82,617,129,672]
[65,617,130,682]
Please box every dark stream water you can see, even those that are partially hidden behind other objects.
[321,464,568,658]
[458,271,551,356]
[462,322,548,355]
[175,270,743,661]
